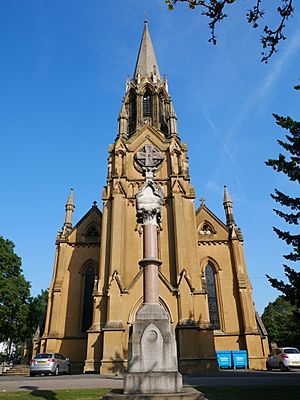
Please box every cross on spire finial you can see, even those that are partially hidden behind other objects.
[144,12,148,23]
[200,197,205,205]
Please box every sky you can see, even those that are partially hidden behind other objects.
[0,1,299,315]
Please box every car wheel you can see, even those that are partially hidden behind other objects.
[279,362,289,372]
[29,371,35,377]
[266,362,272,371]
[53,366,59,376]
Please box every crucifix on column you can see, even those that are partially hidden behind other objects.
[123,143,182,395]
[134,144,164,180]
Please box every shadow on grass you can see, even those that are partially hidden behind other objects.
[31,390,58,400]
[19,386,57,400]
[197,385,300,400]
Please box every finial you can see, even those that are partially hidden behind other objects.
[66,188,74,206]
[223,185,235,228]
[93,201,97,207]
[63,188,75,233]
[223,185,232,205]
[144,12,148,24]
[200,197,205,206]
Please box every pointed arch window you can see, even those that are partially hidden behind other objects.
[128,90,136,134]
[81,264,95,333]
[129,90,136,123]
[205,264,220,329]
[143,90,152,117]
[85,224,99,238]
[199,222,215,236]
[159,94,169,135]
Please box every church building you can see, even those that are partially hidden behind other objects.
[40,22,269,373]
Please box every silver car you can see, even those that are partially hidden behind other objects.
[30,353,70,376]
[266,347,300,371]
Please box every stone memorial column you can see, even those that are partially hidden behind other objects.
[138,186,162,304]
[135,144,164,304]
[123,145,182,395]
[141,220,160,303]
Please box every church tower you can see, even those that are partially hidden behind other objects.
[41,22,269,374]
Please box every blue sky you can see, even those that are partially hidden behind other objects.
[1,1,299,314]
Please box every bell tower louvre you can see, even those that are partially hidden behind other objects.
[40,21,269,374]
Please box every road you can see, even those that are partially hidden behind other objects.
[1,370,300,392]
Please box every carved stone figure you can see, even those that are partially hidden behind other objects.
[136,180,164,225]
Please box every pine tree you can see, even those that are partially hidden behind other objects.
[266,85,300,310]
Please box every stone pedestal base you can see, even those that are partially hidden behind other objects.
[124,303,182,394]
[125,303,182,394]
[103,387,208,400]
[124,372,182,394]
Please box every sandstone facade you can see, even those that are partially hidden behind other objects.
[39,22,269,373]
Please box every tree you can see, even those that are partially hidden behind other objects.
[0,236,48,356]
[0,236,31,351]
[262,296,300,347]
[165,0,294,63]
[266,85,300,314]
[27,289,49,337]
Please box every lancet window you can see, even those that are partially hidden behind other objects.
[143,89,152,118]
[205,264,220,329]
[81,264,95,333]
[159,94,168,135]
[128,90,136,134]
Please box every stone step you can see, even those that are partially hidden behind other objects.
[2,366,29,376]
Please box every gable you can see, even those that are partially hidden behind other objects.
[196,205,228,241]
[127,125,169,153]
[68,206,102,243]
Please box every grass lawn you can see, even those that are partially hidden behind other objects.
[0,386,300,400]
[0,388,110,400]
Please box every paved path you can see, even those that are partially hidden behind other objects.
[1,370,300,392]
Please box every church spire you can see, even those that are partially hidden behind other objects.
[133,20,161,81]
[223,185,235,227]
[63,188,75,232]
[118,22,177,138]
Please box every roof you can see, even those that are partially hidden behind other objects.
[133,21,161,80]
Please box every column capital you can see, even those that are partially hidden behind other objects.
[136,179,164,226]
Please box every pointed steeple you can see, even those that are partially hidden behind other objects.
[63,188,75,232]
[223,185,232,205]
[133,20,161,81]
[223,186,235,227]
[119,21,177,138]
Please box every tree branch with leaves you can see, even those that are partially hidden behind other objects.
[0,236,48,356]
[165,0,294,63]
